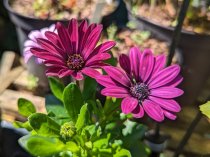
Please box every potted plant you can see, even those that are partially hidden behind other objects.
[3,0,128,91]
[126,0,210,105]
[11,18,184,157]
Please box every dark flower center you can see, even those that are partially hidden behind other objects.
[67,54,84,70]
[130,83,150,101]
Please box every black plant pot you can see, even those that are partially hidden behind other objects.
[129,13,210,105]
[0,121,31,157]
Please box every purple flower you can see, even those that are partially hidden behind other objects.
[97,47,183,122]
[30,19,116,80]
[24,25,56,64]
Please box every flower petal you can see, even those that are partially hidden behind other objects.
[72,72,84,80]
[149,96,181,112]
[81,67,101,79]
[101,87,130,98]
[96,75,116,87]
[150,87,184,98]
[82,25,103,60]
[46,67,62,76]
[58,69,73,78]
[85,53,111,66]
[165,75,183,87]
[129,47,141,81]
[142,100,164,122]
[148,65,181,89]
[68,19,79,53]
[139,49,155,82]
[103,66,131,87]
[121,97,138,114]
[152,55,166,75]
[87,41,116,60]
[56,22,72,53]
[132,104,144,118]
[163,110,177,120]
[119,54,131,74]
[78,20,88,51]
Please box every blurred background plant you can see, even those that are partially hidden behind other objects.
[127,0,210,34]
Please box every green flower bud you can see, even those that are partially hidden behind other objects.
[60,121,76,140]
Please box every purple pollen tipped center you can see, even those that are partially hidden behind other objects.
[67,54,84,71]
[130,83,150,101]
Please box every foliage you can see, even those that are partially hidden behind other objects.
[15,76,149,157]
[200,101,210,118]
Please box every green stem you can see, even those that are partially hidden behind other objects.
[76,80,80,89]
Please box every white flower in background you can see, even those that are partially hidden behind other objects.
[23,24,56,64]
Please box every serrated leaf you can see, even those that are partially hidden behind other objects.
[63,83,84,123]
[200,101,210,118]
[19,135,65,156]
[82,76,97,101]
[48,77,65,102]
[75,104,89,131]
[29,113,60,136]
[18,98,36,117]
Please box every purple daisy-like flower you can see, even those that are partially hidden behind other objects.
[24,24,56,64]
[30,19,116,80]
[97,47,184,122]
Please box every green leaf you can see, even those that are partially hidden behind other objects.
[200,101,210,118]
[48,77,65,102]
[114,148,131,157]
[13,121,32,131]
[29,113,60,136]
[66,141,80,153]
[63,83,84,123]
[75,104,89,131]
[82,76,97,101]
[18,98,36,117]
[19,135,65,156]
[93,134,110,149]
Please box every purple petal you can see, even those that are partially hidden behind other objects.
[85,53,111,66]
[121,97,138,114]
[163,110,177,120]
[139,49,155,82]
[30,48,64,62]
[150,87,184,98]
[45,31,64,50]
[103,66,131,87]
[56,22,72,53]
[119,54,131,74]
[101,87,130,98]
[46,68,62,76]
[82,25,103,60]
[81,67,101,79]
[142,100,164,122]
[129,47,141,81]
[36,38,66,58]
[165,75,183,87]
[87,41,116,60]
[58,69,73,78]
[72,72,84,80]
[149,96,181,112]
[152,55,166,75]
[132,104,144,118]
[78,20,88,52]
[148,65,181,89]
[96,75,116,87]
[68,19,78,53]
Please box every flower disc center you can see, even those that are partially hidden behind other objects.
[67,54,84,70]
[130,83,150,101]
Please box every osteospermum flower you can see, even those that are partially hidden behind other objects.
[24,24,56,64]
[97,47,184,122]
[30,19,116,80]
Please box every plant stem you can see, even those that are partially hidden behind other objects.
[167,0,190,66]
[76,80,80,89]
[173,111,202,157]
